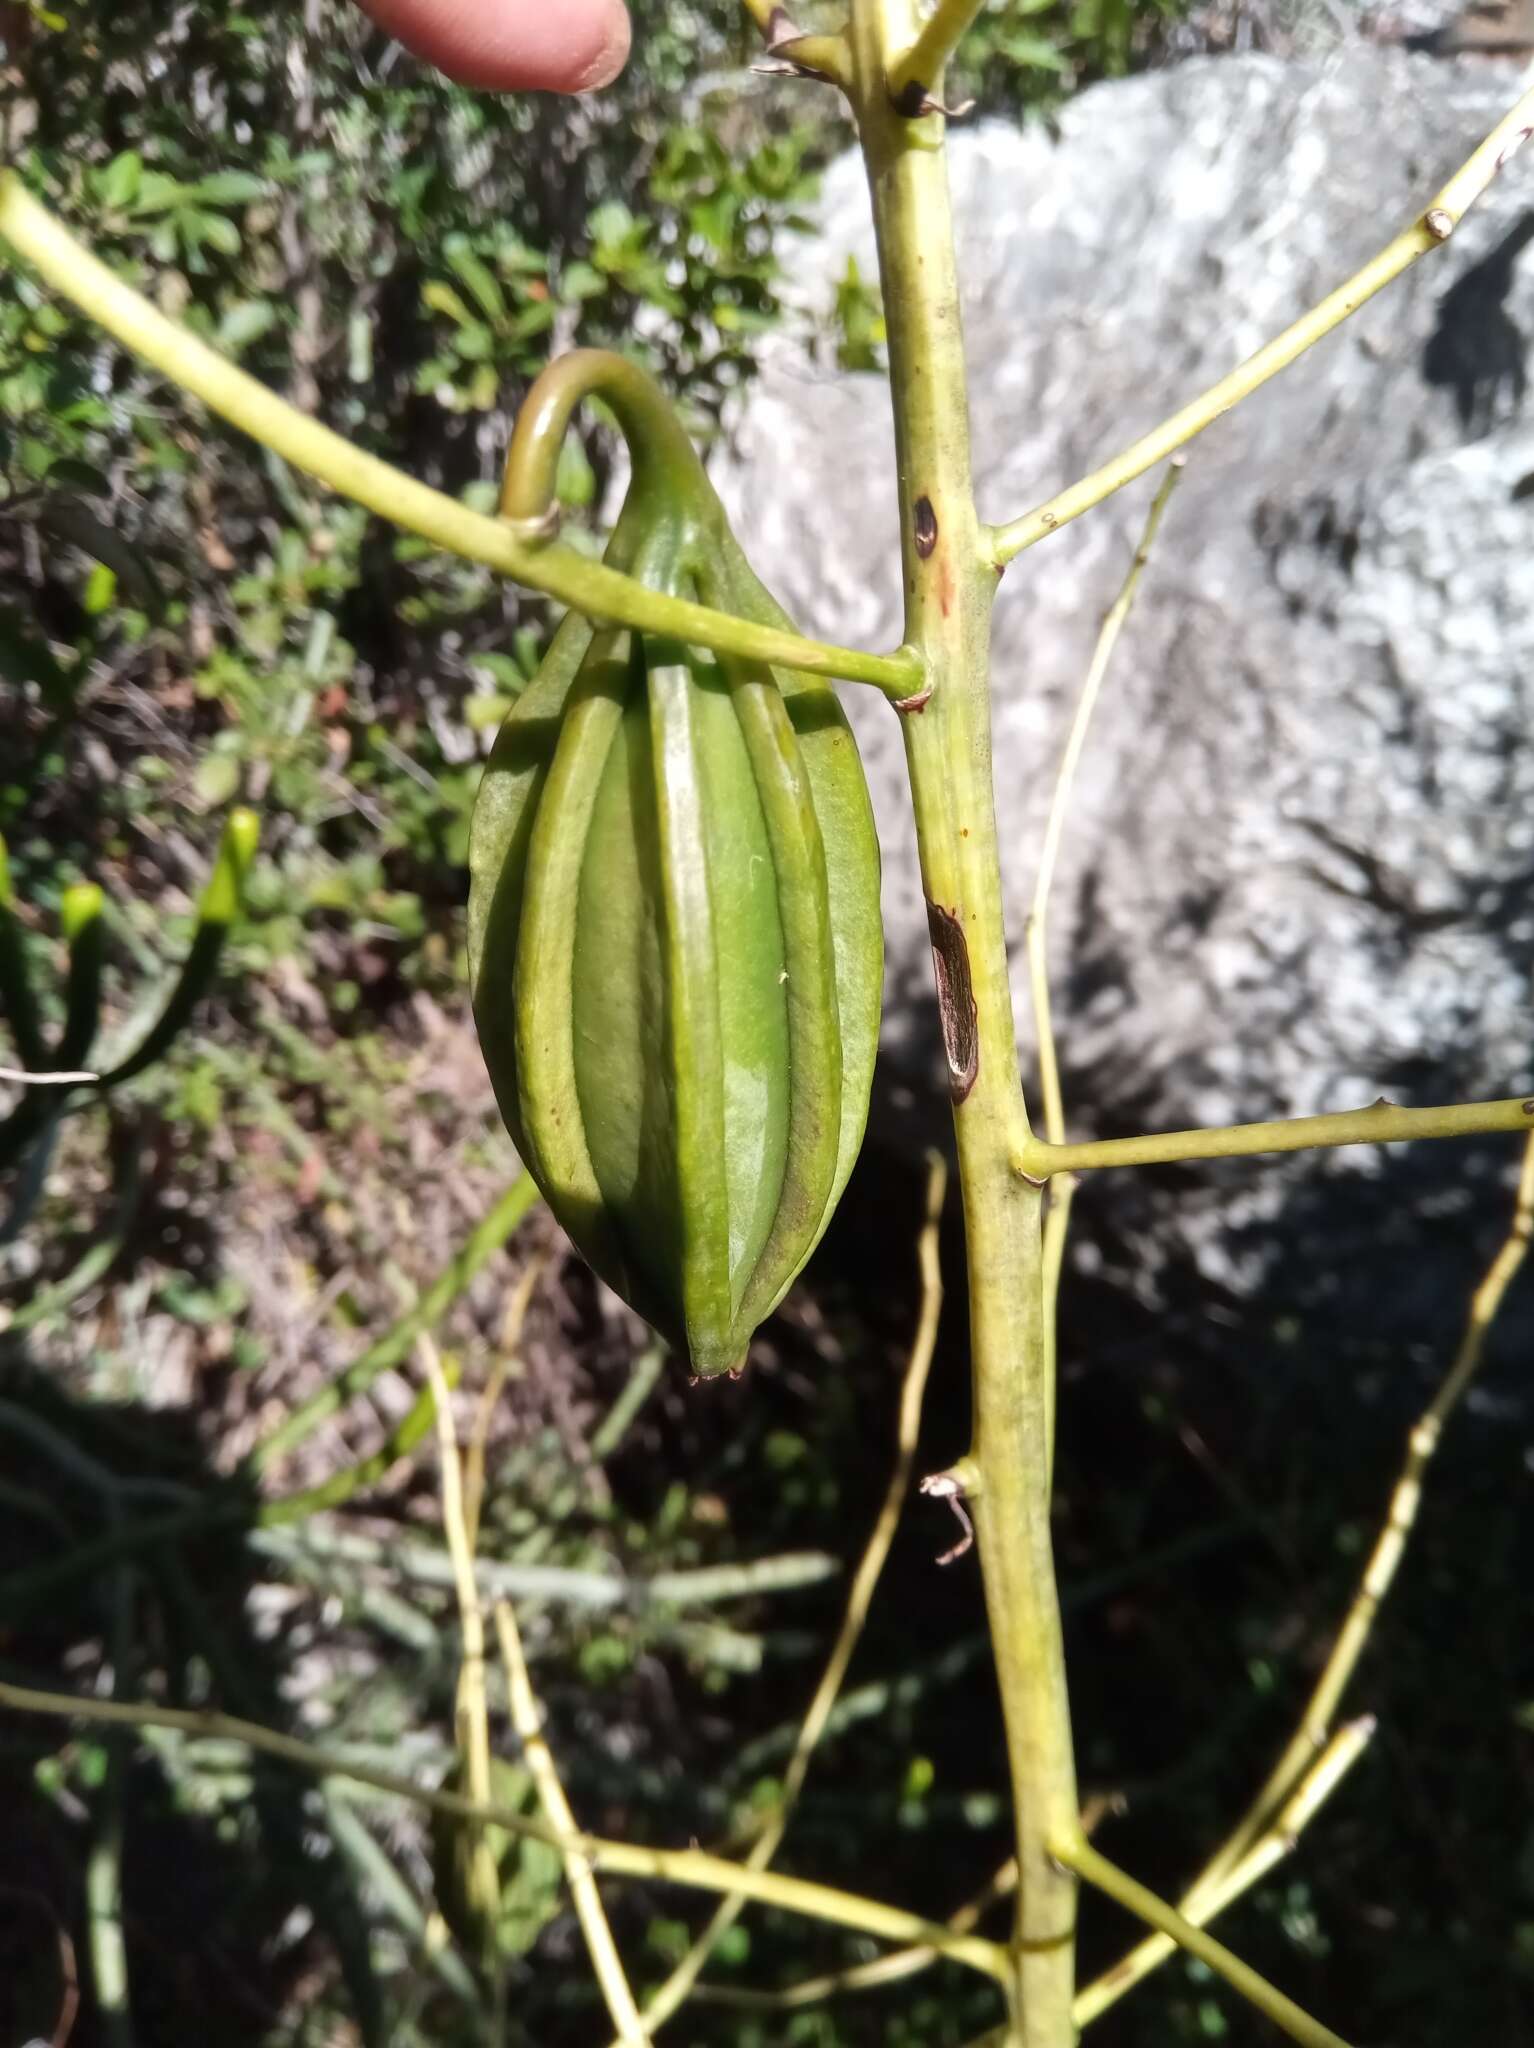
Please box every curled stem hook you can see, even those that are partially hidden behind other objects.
[500,350,711,536]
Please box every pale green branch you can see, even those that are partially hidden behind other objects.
[1185,1130,1534,1900]
[0,176,917,696]
[694,1853,1016,2013]
[887,0,986,103]
[496,1600,648,2047]
[989,81,1534,563]
[1055,1835,1353,2048]
[1073,1716,1376,2026]
[706,1715,1374,2026]
[1026,460,1182,1466]
[1023,1094,1534,1177]
[0,1678,1009,1983]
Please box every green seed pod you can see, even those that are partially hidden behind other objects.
[469,356,882,1376]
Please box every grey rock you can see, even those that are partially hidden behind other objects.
[717,49,1534,1303]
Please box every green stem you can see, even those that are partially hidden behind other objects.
[988,79,1534,564]
[1057,1835,1353,2048]
[1026,1094,1534,1176]
[86,1755,133,2048]
[93,807,259,1090]
[0,175,916,696]
[886,0,985,105]
[88,1556,137,2048]
[499,348,708,526]
[847,7,1078,2040]
[0,1677,1009,1980]
[0,832,47,1072]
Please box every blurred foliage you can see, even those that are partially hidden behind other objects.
[0,0,1203,1250]
[0,0,1191,998]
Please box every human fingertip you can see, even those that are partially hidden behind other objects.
[570,3,631,90]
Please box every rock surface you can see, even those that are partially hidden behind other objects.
[718,48,1534,1306]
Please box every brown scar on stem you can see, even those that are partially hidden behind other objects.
[891,76,929,119]
[926,900,979,1103]
[889,76,975,119]
[895,683,935,715]
[913,495,938,559]
[1523,1098,1534,1115]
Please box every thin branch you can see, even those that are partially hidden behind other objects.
[887,0,987,104]
[84,1770,133,2048]
[0,177,918,698]
[87,1562,136,2048]
[418,1333,500,1976]
[708,1714,1372,2026]
[631,1152,948,2038]
[1073,1717,1375,2025]
[0,1679,1009,1981]
[463,1256,544,1552]
[1027,461,1183,1151]
[494,1599,649,2046]
[988,81,1534,564]
[1189,1130,1534,1896]
[0,1486,837,1627]
[0,1065,100,1085]
[1055,1836,1353,2048]
[588,1342,667,1463]
[1023,1094,1534,1177]
[1025,461,1182,1464]
[252,1524,840,1611]
[694,1854,1017,2012]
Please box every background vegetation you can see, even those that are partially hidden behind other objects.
[3,4,1532,2045]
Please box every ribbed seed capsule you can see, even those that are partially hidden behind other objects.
[469,585,882,1377]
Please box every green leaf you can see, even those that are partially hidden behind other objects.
[559,260,603,302]
[190,209,243,258]
[193,753,242,811]
[451,322,495,364]
[555,435,595,511]
[58,883,106,1069]
[45,458,111,495]
[465,692,519,730]
[98,150,144,211]
[444,243,508,325]
[37,499,164,613]
[130,170,186,217]
[347,310,373,385]
[82,564,118,616]
[998,29,1070,67]
[184,171,268,206]
[217,299,277,352]
[421,280,477,329]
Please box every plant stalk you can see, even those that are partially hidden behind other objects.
[847,6,1079,2039]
